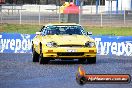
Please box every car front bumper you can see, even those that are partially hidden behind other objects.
[42,47,97,59]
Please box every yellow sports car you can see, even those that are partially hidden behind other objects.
[32,23,97,64]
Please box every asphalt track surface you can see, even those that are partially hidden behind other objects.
[0,53,132,88]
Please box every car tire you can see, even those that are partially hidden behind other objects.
[39,53,49,64]
[39,44,49,64]
[32,45,39,62]
[86,57,96,64]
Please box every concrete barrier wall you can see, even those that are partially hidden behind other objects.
[0,33,132,56]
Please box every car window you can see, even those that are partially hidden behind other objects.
[42,25,85,35]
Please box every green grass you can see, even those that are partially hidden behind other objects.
[84,26,132,36]
[0,24,41,34]
[0,24,132,36]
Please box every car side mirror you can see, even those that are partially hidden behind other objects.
[40,26,45,32]
[36,32,41,35]
[87,32,92,35]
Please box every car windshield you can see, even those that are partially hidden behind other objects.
[42,25,85,35]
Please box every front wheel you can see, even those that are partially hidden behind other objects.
[32,45,39,62]
[39,53,49,64]
[39,45,49,64]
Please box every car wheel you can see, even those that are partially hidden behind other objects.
[86,57,96,64]
[39,44,49,64]
[32,45,39,62]
[39,53,49,64]
[78,59,86,64]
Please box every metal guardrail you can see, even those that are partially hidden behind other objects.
[1,5,132,27]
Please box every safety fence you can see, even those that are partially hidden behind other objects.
[0,33,132,56]
[1,5,132,27]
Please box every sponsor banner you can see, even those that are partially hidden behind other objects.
[92,36,132,56]
[0,33,132,56]
[0,33,34,53]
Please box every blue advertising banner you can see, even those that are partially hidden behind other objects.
[92,36,132,56]
[0,33,132,56]
[0,33,34,53]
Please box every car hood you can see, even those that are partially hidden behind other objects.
[42,35,94,45]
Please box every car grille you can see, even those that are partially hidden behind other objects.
[57,52,84,56]
[58,45,84,47]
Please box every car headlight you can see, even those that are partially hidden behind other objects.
[85,42,95,47]
[46,41,57,47]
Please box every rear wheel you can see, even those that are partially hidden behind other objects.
[86,57,96,64]
[32,45,39,62]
